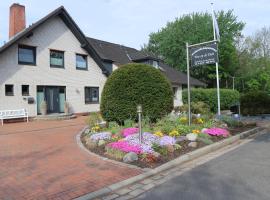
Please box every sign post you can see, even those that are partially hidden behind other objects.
[186,40,219,125]
[186,42,191,126]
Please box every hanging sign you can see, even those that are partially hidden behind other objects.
[190,42,218,67]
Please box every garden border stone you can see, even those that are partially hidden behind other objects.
[75,126,263,200]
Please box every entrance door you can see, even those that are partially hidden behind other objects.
[45,87,59,113]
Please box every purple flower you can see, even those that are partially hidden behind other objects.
[159,136,176,146]
[125,132,160,153]
[90,132,111,141]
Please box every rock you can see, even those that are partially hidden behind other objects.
[123,152,138,163]
[98,139,106,147]
[186,133,198,141]
[152,152,161,158]
[84,128,90,134]
[188,142,198,148]
[85,138,97,149]
[176,136,186,142]
[166,145,175,153]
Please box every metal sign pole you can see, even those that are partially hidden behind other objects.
[215,62,221,116]
[211,2,221,116]
[186,42,191,126]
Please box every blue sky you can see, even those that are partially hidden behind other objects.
[0,0,269,49]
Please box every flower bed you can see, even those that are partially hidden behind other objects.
[82,114,256,168]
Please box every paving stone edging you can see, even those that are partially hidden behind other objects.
[75,126,263,200]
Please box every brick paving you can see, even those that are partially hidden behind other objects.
[0,117,142,200]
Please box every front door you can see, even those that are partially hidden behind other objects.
[45,87,59,113]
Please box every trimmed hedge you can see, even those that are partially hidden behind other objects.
[241,91,270,115]
[101,63,174,123]
[183,88,240,112]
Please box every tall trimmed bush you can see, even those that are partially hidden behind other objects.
[241,91,270,115]
[182,88,240,112]
[101,63,174,122]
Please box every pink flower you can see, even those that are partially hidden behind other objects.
[121,128,139,137]
[107,141,141,154]
[202,127,229,137]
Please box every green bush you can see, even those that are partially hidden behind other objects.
[101,63,174,123]
[182,88,240,112]
[180,101,210,114]
[241,91,270,115]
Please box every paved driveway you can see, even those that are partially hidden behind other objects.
[136,131,270,200]
[0,117,141,200]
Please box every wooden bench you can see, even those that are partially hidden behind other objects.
[0,109,29,126]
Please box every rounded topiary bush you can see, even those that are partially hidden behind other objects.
[101,63,174,123]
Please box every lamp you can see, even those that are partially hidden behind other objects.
[137,105,143,143]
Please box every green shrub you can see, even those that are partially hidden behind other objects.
[241,91,270,115]
[182,88,240,112]
[219,116,243,127]
[180,101,210,114]
[101,63,173,123]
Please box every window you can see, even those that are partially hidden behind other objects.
[50,50,64,68]
[85,87,99,104]
[76,54,87,70]
[5,84,14,96]
[22,85,29,96]
[18,45,36,65]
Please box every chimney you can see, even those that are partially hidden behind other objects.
[9,3,26,38]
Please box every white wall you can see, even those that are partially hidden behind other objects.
[173,86,183,107]
[0,16,107,116]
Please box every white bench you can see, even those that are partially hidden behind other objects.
[0,109,29,126]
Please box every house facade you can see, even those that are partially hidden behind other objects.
[0,4,205,117]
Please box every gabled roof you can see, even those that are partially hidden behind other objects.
[87,37,206,87]
[0,6,110,75]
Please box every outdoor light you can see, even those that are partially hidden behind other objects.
[137,105,143,143]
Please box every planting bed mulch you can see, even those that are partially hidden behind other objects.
[81,125,256,169]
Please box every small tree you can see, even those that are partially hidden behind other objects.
[101,63,174,123]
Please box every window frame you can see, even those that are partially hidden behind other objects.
[50,49,65,68]
[76,53,88,70]
[21,85,30,96]
[84,87,99,104]
[18,45,36,66]
[5,84,14,96]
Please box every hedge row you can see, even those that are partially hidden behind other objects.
[182,88,240,113]
[240,91,270,115]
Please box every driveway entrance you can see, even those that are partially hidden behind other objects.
[0,117,141,199]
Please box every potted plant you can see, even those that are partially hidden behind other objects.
[64,101,69,114]
[40,100,47,115]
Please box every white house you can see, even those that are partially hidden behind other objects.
[0,4,205,117]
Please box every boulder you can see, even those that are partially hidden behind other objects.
[84,128,90,134]
[152,152,161,158]
[85,138,97,149]
[186,133,198,141]
[98,139,106,147]
[166,145,175,153]
[188,141,198,148]
[123,152,138,163]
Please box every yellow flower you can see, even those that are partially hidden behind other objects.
[169,130,180,137]
[192,129,200,134]
[196,118,204,124]
[91,125,101,132]
[179,117,188,124]
[154,131,164,137]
